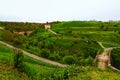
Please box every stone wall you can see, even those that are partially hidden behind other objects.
[13,31,32,36]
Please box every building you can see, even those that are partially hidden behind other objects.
[44,22,51,29]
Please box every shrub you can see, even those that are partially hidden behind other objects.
[2,30,14,41]
[13,49,24,70]
[53,65,80,80]
[84,56,94,65]
[63,56,76,64]
[111,48,120,69]
[14,38,22,46]
[40,49,50,58]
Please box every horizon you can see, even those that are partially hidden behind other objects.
[0,0,120,23]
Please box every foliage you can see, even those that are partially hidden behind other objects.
[40,49,50,58]
[69,67,120,80]
[0,44,29,80]
[2,30,19,41]
[63,56,76,64]
[111,48,120,69]
[52,21,102,27]
[13,49,24,70]
[0,21,44,31]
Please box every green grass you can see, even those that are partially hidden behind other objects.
[22,62,60,80]
[69,67,120,80]
[0,62,29,80]
[0,44,13,63]
[24,55,59,68]
[52,21,101,28]
[0,44,29,80]
[1,21,120,80]
[102,42,120,48]
[0,43,62,80]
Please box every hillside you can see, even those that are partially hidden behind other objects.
[0,44,120,80]
[0,44,29,80]
[0,21,120,80]
[69,66,120,80]
[0,42,80,80]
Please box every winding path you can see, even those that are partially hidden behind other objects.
[0,41,67,68]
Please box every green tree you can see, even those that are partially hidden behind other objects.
[13,49,24,71]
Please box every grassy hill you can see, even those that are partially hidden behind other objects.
[1,44,120,80]
[0,43,79,80]
[0,21,120,80]
[0,44,29,80]
[1,21,120,65]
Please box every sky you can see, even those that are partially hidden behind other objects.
[0,0,120,22]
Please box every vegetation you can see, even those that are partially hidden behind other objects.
[0,44,29,80]
[0,21,44,32]
[69,67,120,80]
[0,21,120,80]
[111,48,120,69]
[0,43,81,80]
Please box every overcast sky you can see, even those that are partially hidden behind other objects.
[0,0,120,22]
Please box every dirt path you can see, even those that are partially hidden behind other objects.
[48,29,59,35]
[0,41,67,68]
[97,42,105,49]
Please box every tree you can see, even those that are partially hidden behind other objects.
[13,49,24,71]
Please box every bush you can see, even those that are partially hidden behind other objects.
[84,56,94,65]
[13,49,24,70]
[2,30,14,41]
[40,49,50,58]
[63,56,76,64]
[14,38,22,46]
[111,48,120,69]
[53,65,80,80]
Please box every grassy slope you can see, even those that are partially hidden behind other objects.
[52,21,120,45]
[1,21,120,80]
[1,44,120,80]
[0,43,62,80]
[69,67,120,80]
[0,44,29,80]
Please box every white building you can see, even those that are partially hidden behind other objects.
[44,22,51,29]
